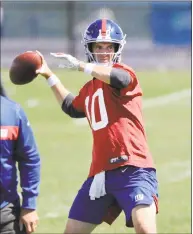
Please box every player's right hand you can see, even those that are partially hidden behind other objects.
[35,50,53,79]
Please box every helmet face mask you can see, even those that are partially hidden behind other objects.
[83,19,126,65]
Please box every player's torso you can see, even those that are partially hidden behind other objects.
[85,78,143,132]
[83,78,154,177]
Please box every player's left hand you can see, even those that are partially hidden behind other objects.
[19,208,39,234]
[50,53,80,70]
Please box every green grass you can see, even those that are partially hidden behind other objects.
[2,69,191,233]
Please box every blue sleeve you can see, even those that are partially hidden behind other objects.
[16,106,41,210]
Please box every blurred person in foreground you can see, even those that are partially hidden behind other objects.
[36,19,159,234]
[0,79,40,234]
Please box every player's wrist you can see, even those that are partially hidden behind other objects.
[43,69,54,79]
[47,74,61,87]
[44,73,53,79]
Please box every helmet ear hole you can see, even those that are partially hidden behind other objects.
[88,43,93,53]
[114,43,119,53]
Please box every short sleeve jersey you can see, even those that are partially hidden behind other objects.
[72,63,155,177]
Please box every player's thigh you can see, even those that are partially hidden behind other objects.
[67,177,114,232]
[65,218,96,234]
[132,202,157,234]
[114,186,158,228]
[108,166,158,228]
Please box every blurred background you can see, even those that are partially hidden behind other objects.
[1,1,191,70]
[1,1,191,233]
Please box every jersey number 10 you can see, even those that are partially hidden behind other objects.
[85,88,109,131]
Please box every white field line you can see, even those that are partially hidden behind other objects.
[74,89,191,125]
[143,89,190,109]
[26,98,40,108]
[169,170,191,183]
[24,89,190,110]
[159,160,191,183]
[41,204,70,219]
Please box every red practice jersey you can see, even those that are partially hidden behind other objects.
[72,63,155,177]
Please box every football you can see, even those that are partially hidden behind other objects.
[9,51,42,85]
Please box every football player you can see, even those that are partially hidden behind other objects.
[36,19,159,234]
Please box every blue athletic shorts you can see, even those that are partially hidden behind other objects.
[68,165,158,227]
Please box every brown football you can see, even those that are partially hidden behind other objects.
[9,51,42,85]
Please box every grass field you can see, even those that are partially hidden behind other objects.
[2,68,191,233]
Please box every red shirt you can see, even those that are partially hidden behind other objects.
[72,63,155,177]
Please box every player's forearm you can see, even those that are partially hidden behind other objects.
[79,62,111,84]
[79,62,131,88]
[51,82,70,107]
[46,74,70,106]
[44,74,85,118]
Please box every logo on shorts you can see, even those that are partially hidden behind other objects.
[135,194,144,202]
